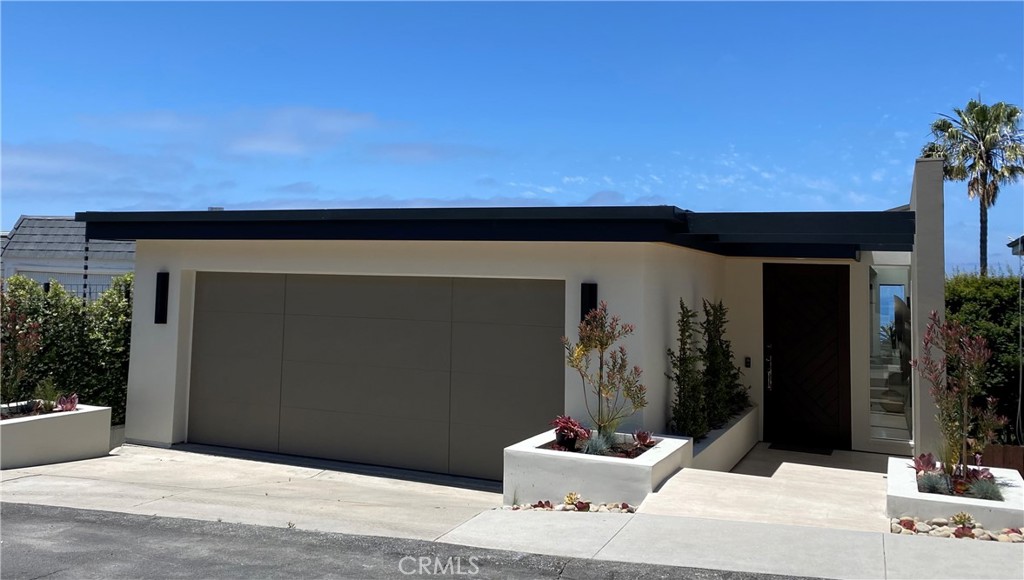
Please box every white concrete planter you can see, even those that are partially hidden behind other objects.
[1,403,112,470]
[687,405,759,471]
[502,429,689,506]
[886,457,1024,529]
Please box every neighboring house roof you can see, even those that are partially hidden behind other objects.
[77,206,914,260]
[2,216,136,261]
[1009,235,1024,256]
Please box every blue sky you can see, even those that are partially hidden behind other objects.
[2,2,1022,271]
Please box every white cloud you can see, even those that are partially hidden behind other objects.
[562,175,587,184]
[871,169,886,182]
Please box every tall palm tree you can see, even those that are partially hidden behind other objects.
[922,99,1024,276]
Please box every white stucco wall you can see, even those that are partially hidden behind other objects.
[124,239,726,446]
[909,158,946,457]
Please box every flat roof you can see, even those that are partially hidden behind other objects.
[76,205,914,259]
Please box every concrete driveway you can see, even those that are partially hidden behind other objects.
[0,444,500,541]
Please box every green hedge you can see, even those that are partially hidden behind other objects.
[945,272,1022,443]
[1,274,133,425]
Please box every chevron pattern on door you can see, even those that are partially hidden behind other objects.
[763,264,851,450]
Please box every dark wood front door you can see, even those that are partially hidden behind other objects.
[763,264,851,450]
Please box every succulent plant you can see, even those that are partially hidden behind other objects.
[950,511,974,527]
[574,500,591,512]
[632,430,656,448]
[967,479,1004,501]
[918,472,951,495]
[531,500,552,509]
[564,491,581,506]
[550,415,591,441]
[912,452,939,474]
[55,393,78,412]
[965,466,995,483]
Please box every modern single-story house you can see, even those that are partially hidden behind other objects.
[1,215,135,300]
[76,159,946,480]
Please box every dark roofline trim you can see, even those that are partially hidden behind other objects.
[76,206,914,259]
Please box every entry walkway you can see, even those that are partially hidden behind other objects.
[639,443,892,532]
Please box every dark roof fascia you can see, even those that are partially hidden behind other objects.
[76,206,687,224]
[76,206,915,258]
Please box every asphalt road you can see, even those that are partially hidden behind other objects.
[0,502,817,580]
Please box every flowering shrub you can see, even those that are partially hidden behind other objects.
[563,301,646,437]
[912,311,1007,480]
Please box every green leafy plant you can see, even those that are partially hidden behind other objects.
[967,479,1004,501]
[667,299,707,439]
[1,279,44,404]
[912,311,1007,480]
[699,299,749,428]
[946,272,1022,444]
[563,301,646,437]
[0,275,133,424]
[32,377,60,413]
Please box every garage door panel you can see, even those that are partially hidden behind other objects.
[190,354,282,403]
[192,311,284,360]
[286,275,452,321]
[452,322,563,380]
[448,423,539,480]
[279,407,449,473]
[281,360,450,420]
[188,398,280,452]
[195,272,286,314]
[450,371,561,431]
[284,315,451,371]
[453,278,564,327]
[190,273,564,481]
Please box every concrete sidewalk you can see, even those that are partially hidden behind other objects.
[3,444,1022,579]
[439,510,1024,580]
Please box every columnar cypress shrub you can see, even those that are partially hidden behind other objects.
[90,274,133,425]
[699,299,747,429]
[667,299,707,439]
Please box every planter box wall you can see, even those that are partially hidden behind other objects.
[1,404,112,470]
[690,405,759,472]
[503,430,689,506]
[886,457,1024,530]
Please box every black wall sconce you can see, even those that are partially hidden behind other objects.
[154,272,169,324]
[580,282,598,321]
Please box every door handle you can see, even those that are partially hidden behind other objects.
[765,344,773,392]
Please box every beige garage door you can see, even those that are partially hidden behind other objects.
[188,272,564,479]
